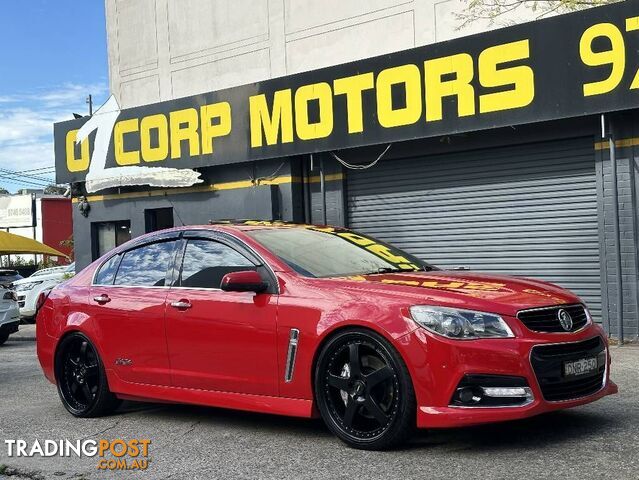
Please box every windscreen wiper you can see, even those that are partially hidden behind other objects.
[360,267,409,275]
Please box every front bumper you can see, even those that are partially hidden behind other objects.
[0,320,20,336]
[401,324,618,429]
[17,291,37,317]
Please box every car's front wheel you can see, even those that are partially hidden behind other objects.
[314,328,416,450]
[55,333,121,417]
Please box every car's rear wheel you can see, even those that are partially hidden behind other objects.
[55,333,121,417]
[314,329,416,450]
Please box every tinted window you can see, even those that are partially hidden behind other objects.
[114,241,177,286]
[179,240,254,289]
[246,227,434,278]
[94,255,121,285]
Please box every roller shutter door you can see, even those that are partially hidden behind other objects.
[347,137,603,322]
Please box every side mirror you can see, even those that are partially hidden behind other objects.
[220,270,268,293]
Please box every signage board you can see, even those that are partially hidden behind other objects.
[0,195,35,228]
[55,0,639,189]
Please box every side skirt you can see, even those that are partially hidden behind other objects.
[107,369,314,418]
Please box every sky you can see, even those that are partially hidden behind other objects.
[0,0,109,193]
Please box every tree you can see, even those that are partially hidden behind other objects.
[44,184,67,195]
[0,188,9,195]
[457,0,620,28]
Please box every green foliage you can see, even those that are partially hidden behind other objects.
[43,184,67,195]
[0,257,58,269]
[60,237,74,261]
[458,0,621,28]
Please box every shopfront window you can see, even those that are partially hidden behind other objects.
[145,208,174,233]
[92,220,132,260]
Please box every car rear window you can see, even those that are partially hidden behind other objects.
[0,271,18,276]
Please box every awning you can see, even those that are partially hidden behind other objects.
[0,231,68,257]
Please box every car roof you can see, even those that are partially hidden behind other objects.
[108,221,348,259]
[32,266,66,276]
[206,220,344,232]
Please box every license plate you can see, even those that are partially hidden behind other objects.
[564,357,598,377]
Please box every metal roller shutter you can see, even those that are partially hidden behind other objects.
[347,137,603,322]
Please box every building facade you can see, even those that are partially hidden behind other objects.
[0,194,73,265]
[56,1,639,342]
[105,0,506,109]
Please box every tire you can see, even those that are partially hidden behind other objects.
[314,328,416,450]
[0,331,9,346]
[55,332,121,417]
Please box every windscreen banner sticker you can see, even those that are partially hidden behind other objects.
[55,0,639,187]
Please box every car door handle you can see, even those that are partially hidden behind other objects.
[170,300,192,310]
[93,294,111,304]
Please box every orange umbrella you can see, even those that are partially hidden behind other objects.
[0,231,68,257]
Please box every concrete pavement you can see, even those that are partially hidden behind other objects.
[0,338,637,479]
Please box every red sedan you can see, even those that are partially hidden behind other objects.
[36,222,617,450]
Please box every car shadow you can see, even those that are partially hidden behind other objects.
[115,401,616,451]
[408,409,616,451]
[117,400,329,436]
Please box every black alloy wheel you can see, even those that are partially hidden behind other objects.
[314,329,416,450]
[55,333,121,417]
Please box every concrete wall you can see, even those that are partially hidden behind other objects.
[597,111,639,342]
[105,0,533,108]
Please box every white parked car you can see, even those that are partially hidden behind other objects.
[13,263,75,321]
[0,286,20,345]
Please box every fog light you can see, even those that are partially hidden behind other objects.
[450,375,534,407]
[482,387,532,398]
[457,387,483,404]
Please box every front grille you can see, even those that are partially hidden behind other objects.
[531,337,606,402]
[517,304,588,333]
[18,295,25,308]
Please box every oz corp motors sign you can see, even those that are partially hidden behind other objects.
[55,0,639,192]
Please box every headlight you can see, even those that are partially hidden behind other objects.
[3,290,17,301]
[410,306,514,339]
[15,281,42,292]
[584,306,593,324]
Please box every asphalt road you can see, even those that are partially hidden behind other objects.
[0,336,637,480]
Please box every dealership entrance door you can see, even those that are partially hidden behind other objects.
[346,137,603,323]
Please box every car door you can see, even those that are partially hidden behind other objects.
[90,237,180,386]
[165,232,278,396]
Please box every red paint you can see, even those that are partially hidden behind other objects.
[40,197,72,263]
[36,224,617,426]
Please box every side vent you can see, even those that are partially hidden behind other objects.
[284,329,300,383]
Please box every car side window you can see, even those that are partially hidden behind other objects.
[94,254,121,285]
[114,241,178,287]
[179,239,255,289]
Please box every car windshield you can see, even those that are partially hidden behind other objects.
[0,270,18,276]
[246,227,435,278]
